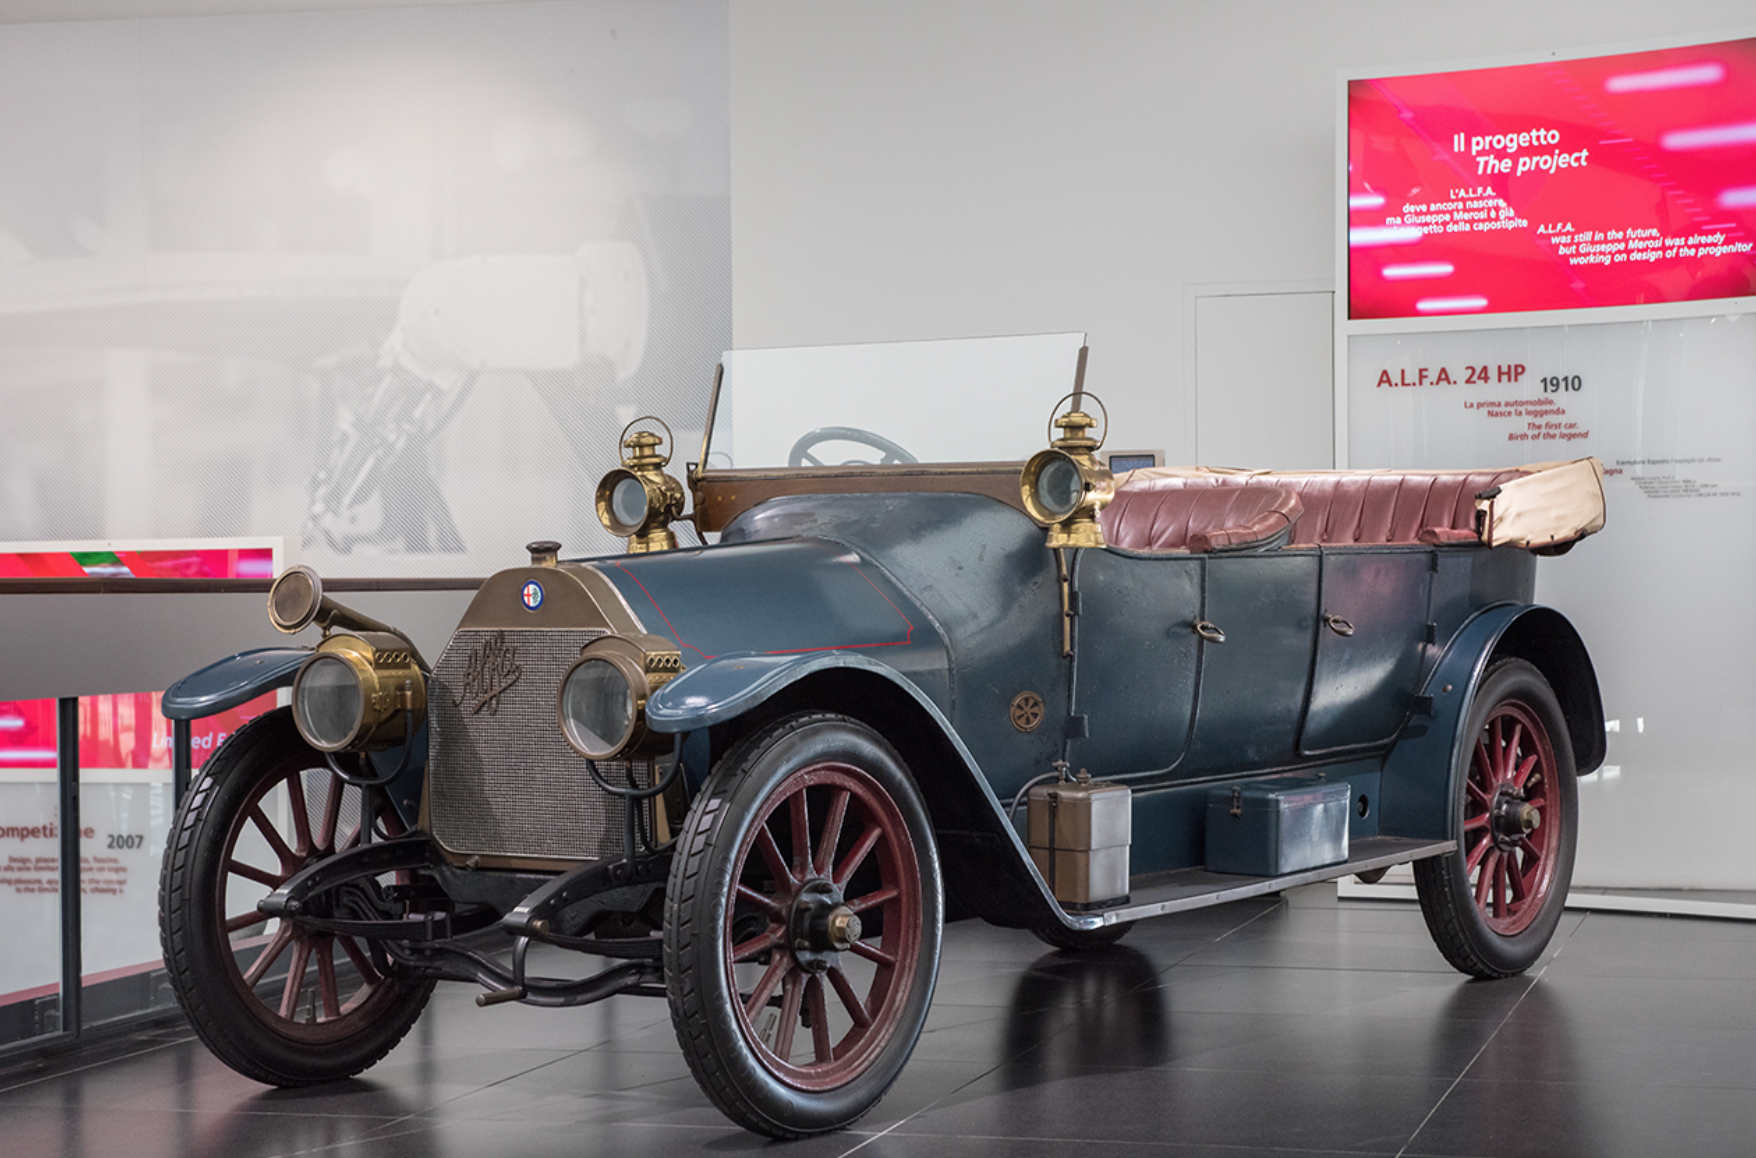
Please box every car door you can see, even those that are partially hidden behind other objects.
[1068,548,1202,778]
[1299,547,1434,755]
[1183,550,1322,773]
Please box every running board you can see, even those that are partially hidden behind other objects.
[1065,836,1455,929]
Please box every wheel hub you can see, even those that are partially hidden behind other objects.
[1488,788,1540,849]
[786,879,861,973]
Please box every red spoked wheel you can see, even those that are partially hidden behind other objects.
[160,709,432,1084]
[666,714,942,1137]
[1416,660,1578,978]
[1462,699,1562,936]
[726,761,921,1088]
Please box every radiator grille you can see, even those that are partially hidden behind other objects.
[428,627,641,862]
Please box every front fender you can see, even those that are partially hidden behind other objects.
[1380,603,1603,842]
[162,647,311,720]
[646,651,930,732]
[646,651,1082,932]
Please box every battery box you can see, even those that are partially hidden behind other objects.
[1027,774,1131,909]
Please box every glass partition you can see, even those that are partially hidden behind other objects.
[0,540,281,1042]
[77,692,276,1028]
[707,332,1089,471]
[0,698,61,1047]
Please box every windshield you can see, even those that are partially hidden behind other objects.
[702,333,1087,471]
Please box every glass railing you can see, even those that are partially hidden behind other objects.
[0,546,477,1056]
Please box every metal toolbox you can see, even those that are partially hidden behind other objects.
[1027,774,1131,909]
[1205,776,1350,877]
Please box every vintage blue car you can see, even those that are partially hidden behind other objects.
[159,337,1606,1137]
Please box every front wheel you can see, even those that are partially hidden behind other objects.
[1415,659,1578,978]
[664,713,943,1137]
[159,709,433,1085]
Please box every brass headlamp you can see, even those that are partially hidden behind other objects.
[291,632,426,752]
[557,633,684,760]
[1020,392,1114,549]
[595,417,686,553]
[267,565,429,753]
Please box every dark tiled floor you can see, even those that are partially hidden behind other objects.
[4,886,1755,1158]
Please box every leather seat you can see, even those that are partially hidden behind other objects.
[1104,469,1529,549]
[1102,482,1302,552]
[1273,470,1526,545]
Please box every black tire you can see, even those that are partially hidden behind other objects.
[159,709,433,1085]
[664,713,943,1137]
[1032,920,1135,951]
[1415,659,1578,978]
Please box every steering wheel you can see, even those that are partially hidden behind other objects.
[787,426,919,467]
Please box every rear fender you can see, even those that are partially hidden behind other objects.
[1380,603,1604,842]
[648,652,1069,929]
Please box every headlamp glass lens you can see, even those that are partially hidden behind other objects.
[1034,456,1084,519]
[610,476,649,530]
[561,657,636,757]
[295,654,364,750]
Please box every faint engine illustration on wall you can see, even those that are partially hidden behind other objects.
[306,243,649,555]
[0,2,730,577]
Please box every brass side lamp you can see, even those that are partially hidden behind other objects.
[265,565,428,754]
[595,417,686,553]
[1020,393,1114,549]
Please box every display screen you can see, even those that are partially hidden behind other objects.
[0,547,275,579]
[1348,37,1756,318]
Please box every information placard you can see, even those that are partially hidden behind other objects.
[1349,314,1755,481]
[1349,313,1756,889]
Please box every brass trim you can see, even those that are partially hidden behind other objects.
[454,563,646,635]
[692,361,724,489]
[1056,546,1073,657]
[692,462,1029,533]
[266,565,420,667]
[1010,691,1046,732]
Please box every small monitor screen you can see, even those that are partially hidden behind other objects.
[1348,37,1756,319]
[1106,452,1163,473]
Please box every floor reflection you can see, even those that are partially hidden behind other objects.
[1001,945,1168,1084]
[1429,978,1591,1158]
[184,1082,419,1158]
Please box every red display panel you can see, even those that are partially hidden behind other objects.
[1348,38,1756,319]
[0,693,276,771]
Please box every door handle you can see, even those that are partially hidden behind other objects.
[1194,619,1226,644]
[1323,612,1355,637]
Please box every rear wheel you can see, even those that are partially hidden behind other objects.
[664,714,942,1137]
[1415,660,1577,978]
[159,709,433,1084]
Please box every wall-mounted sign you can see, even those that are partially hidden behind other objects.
[1348,37,1756,318]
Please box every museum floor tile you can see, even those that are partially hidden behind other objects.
[4,885,1755,1158]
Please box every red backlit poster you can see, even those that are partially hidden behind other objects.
[1348,38,1756,319]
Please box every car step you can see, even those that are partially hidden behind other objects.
[1061,836,1455,928]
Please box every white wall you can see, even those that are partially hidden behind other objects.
[728,0,1755,460]
[14,0,1749,463]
